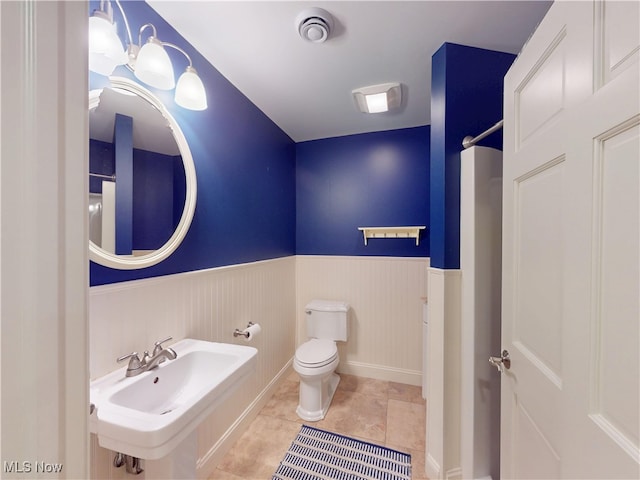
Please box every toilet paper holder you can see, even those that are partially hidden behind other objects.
[233,322,255,338]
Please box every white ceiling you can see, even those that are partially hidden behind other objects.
[147,1,552,142]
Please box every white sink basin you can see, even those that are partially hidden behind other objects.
[90,339,257,459]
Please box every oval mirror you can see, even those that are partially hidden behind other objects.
[89,77,197,269]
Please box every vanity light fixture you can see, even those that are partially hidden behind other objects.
[352,82,402,114]
[133,25,175,90]
[88,0,128,75]
[88,0,208,111]
[174,66,207,111]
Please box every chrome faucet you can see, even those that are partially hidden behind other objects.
[144,347,177,370]
[117,337,177,377]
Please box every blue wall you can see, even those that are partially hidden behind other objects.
[429,43,515,269]
[90,138,180,251]
[114,113,134,255]
[296,127,430,256]
[131,149,180,251]
[90,0,296,286]
[89,3,515,285]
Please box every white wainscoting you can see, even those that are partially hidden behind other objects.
[425,267,462,480]
[296,256,430,386]
[89,257,296,479]
[89,254,429,478]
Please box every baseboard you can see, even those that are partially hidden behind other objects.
[445,466,463,479]
[426,453,441,480]
[424,456,463,480]
[338,360,422,386]
[196,359,293,479]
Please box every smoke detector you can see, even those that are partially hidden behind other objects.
[295,7,334,43]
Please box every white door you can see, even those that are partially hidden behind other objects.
[501,1,639,478]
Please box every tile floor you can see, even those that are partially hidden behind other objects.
[209,371,429,479]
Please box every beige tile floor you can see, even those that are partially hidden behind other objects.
[209,372,429,479]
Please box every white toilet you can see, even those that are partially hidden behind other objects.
[294,299,349,421]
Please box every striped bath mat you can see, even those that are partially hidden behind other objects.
[272,425,411,480]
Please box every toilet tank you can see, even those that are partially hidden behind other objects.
[305,300,349,341]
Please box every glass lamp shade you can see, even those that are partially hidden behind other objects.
[364,92,389,113]
[175,67,208,110]
[134,38,175,90]
[352,83,402,114]
[88,14,127,75]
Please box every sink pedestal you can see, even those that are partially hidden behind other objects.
[143,432,197,479]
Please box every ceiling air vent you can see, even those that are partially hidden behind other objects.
[295,8,334,44]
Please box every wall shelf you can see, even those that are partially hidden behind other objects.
[358,226,426,246]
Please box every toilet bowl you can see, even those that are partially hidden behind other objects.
[293,338,340,421]
[294,299,349,421]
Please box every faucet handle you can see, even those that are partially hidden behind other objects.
[117,352,142,370]
[141,350,151,365]
[152,336,173,355]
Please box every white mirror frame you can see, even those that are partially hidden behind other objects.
[89,77,197,270]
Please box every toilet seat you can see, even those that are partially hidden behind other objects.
[295,339,337,368]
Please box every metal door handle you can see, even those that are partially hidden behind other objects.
[489,349,511,373]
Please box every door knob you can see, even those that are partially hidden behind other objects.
[489,349,511,373]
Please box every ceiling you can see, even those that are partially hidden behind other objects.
[147,1,552,143]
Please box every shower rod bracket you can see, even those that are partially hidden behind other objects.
[462,119,504,149]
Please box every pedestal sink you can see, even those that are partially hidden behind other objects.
[90,339,257,476]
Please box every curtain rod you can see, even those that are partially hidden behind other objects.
[89,172,116,181]
[462,119,504,149]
